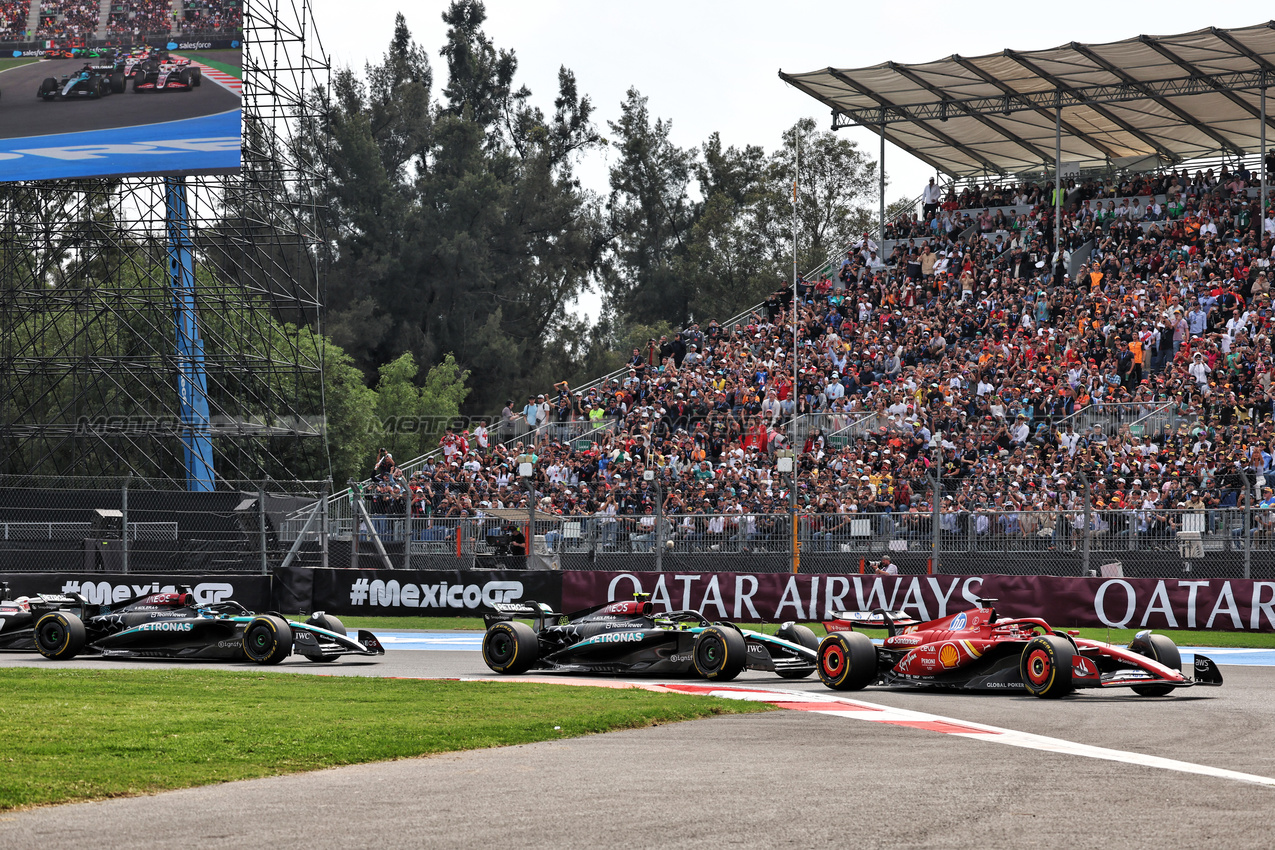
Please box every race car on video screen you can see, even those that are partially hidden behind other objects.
[130,57,202,92]
[815,599,1223,698]
[481,593,819,681]
[1,583,383,664]
[37,63,127,100]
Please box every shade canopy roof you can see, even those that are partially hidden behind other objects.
[780,22,1275,179]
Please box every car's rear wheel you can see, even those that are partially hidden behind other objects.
[35,611,86,660]
[242,615,293,665]
[693,625,747,681]
[482,621,539,674]
[774,623,820,679]
[1020,635,1074,698]
[1130,632,1181,696]
[190,68,201,87]
[817,631,877,690]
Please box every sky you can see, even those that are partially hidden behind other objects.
[303,0,1274,316]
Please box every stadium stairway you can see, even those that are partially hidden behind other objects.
[95,0,110,39]
[25,1,39,38]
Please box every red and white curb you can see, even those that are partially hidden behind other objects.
[663,684,1275,789]
[173,56,241,95]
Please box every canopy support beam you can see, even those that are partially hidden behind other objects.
[1139,34,1275,136]
[950,54,1124,162]
[1067,43,1246,157]
[826,68,1006,175]
[1008,49,1187,163]
[887,62,1057,165]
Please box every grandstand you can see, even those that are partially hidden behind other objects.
[0,0,30,40]
[34,0,99,38]
[104,0,173,37]
[326,24,1275,577]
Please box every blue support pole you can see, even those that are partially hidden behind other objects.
[165,176,215,491]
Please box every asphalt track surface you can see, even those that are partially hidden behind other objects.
[0,52,240,141]
[2,637,1273,849]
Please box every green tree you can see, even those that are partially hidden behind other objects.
[602,87,695,326]
[769,117,882,275]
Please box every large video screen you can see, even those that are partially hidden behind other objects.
[0,31,241,181]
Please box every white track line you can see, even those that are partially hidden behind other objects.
[666,684,1275,789]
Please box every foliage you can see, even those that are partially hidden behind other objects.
[318,3,606,418]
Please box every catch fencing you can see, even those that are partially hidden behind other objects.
[4,480,1275,580]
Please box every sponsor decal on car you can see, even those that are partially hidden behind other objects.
[136,622,193,632]
[949,612,967,630]
[575,632,644,647]
[939,643,961,668]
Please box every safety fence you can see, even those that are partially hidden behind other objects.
[4,481,1275,580]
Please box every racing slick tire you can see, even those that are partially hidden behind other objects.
[109,73,125,94]
[817,631,877,690]
[34,611,86,660]
[774,623,820,679]
[242,615,293,665]
[1020,635,1075,698]
[190,67,201,87]
[1129,632,1181,696]
[38,77,58,100]
[303,613,347,662]
[482,621,539,674]
[131,72,145,92]
[693,625,747,681]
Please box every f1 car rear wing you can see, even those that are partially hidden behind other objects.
[823,609,921,637]
[484,601,560,631]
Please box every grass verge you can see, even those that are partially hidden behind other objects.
[329,615,1275,648]
[0,57,39,73]
[0,668,772,812]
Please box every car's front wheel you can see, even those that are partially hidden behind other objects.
[242,615,293,665]
[1129,632,1181,696]
[774,623,819,679]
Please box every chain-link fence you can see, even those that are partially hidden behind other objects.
[0,478,329,574]
[5,480,1275,579]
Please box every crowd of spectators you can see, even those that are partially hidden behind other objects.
[886,156,1275,242]
[178,0,238,33]
[0,0,30,40]
[105,0,172,37]
[35,0,98,38]
[364,161,1275,553]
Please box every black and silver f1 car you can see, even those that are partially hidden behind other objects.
[38,64,127,100]
[1,584,383,664]
[481,595,819,681]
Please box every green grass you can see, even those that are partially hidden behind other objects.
[173,53,241,79]
[0,57,39,73]
[0,668,772,811]
[330,615,1275,648]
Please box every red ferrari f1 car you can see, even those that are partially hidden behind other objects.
[816,599,1223,698]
